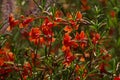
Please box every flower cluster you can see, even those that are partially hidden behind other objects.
[0,0,120,80]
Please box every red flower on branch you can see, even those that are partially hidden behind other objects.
[29,28,41,39]
[63,51,75,67]
[64,25,73,34]
[22,62,32,80]
[54,10,64,22]
[29,27,41,45]
[41,18,53,36]
[8,13,19,31]
[92,33,100,45]
[19,17,34,28]
[114,76,120,80]
[75,31,87,49]
[76,11,82,21]
[63,34,78,48]
[40,18,55,46]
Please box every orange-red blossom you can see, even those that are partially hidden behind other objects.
[29,27,41,45]
[75,31,87,49]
